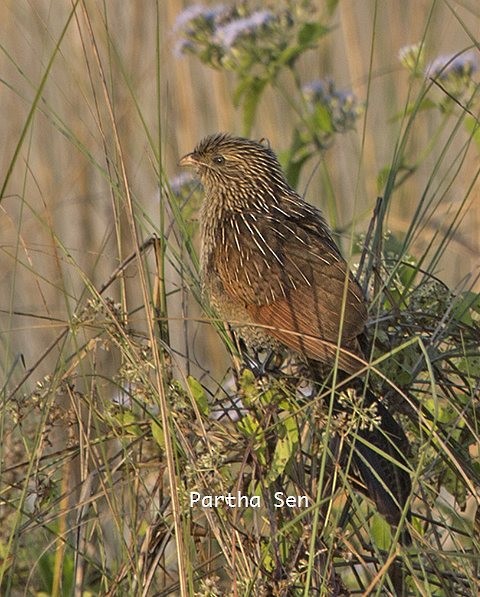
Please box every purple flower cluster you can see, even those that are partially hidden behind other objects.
[173,3,278,62]
[173,4,230,58]
[399,43,479,100]
[214,10,274,49]
[302,78,362,134]
[172,1,338,135]
[426,51,478,81]
[173,4,225,32]
[426,50,479,101]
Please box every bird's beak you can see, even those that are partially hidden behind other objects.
[179,152,197,167]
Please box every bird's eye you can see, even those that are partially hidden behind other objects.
[213,155,225,165]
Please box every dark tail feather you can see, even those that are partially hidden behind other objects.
[340,389,412,595]
[348,394,412,545]
[307,361,412,543]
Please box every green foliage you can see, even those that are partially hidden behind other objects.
[174,0,358,145]
[187,375,210,416]
[452,290,480,326]
[237,413,268,465]
[265,412,299,484]
[38,548,75,596]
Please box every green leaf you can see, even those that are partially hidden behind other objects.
[265,416,299,484]
[313,104,334,133]
[464,115,480,151]
[277,23,329,68]
[240,368,261,406]
[389,97,437,121]
[151,420,164,450]
[280,129,314,187]
[238,412,260,437]
[376,166,391,194]
[238,414,267,465]
[260,549,275,573]
[187,375,210,415]
[284,157,310,190]
[277,45,303,67]
[297,22,329,47]
[114,411,142,437]
[454,355,480,378]
[452,291,480,325]
[370,513,392,549]
[326,0,340,14]
[233,76,251,108]
[238,76,268,136]
[398,259,418,288]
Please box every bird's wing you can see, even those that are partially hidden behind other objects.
[214,208,367,372]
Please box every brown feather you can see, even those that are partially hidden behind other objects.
[246,299,365,374]
[212,198,367,372]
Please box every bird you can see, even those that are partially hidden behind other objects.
[179,132,412,541]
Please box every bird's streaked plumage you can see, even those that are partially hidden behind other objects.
[180,132,412,542]
[180,133,367,373]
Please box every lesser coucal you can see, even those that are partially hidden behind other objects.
[180,133,412,542]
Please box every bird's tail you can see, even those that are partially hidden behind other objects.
[346,391,412,545]
[309,361,413,545]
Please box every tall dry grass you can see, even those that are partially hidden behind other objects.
[0,1,478,595]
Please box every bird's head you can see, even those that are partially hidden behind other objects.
[179,133,289,208]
